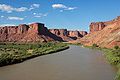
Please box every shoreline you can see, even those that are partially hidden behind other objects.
[83,45,120,80]
[0,43,69,67]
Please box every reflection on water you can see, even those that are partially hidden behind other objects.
[0,45,116,80]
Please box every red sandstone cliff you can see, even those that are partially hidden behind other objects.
[90,16,120,33]
[0,23,87,42]
[90,22,105,33]
[80,16,120,48]
[49,29,87,41]
[0,23,63,42]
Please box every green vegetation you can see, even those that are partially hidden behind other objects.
[104,47,120,80]
[115,64,120,80]
[65,43,82,46]
[103,47,120,80]
[92,44,99,48]
[0,42,69,67]
[114,46,120,50]
[104,49,120,65]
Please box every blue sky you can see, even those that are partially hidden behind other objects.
[0,0,120,31]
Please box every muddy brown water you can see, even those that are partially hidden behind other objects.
[0,45,116,80]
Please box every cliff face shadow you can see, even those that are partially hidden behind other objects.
[69,37,77,40]
[38,26,64,42]
[48,32,64,42]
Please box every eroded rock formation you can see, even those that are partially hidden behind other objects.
[80,16,120,48]
[49,29,87,41]
[0,23,87,42]
[90,22,105,33]
[0,23,63,42]
[90,16,120,33]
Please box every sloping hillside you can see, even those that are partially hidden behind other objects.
[80,16,120,48]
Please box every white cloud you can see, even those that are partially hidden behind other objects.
[65,7,77,10]
[32,4,40,8]
[1,16,4,18]
[29,4,40,11]
[0,4,14,13]
[33,13,48,18]
[0,4,40,13]
[8,16,24,20]
[15,7,28,12]
[52,4,67,9]
[52,4,77,12]
[33,13,37,15]
[0,4,28,13]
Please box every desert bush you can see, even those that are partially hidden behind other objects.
[114,46,119,50]
[92,44,99,48]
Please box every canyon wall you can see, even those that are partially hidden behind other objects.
[0,23,87,42]
[0,23,63,42]
[49,29,87,41]
[80,16,120,48]
[90,16,120,33]
[0,23,46,35]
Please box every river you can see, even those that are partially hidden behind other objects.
[0,45,116,80]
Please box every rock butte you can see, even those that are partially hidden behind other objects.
[0,23,87,42]
[80,16,120,48]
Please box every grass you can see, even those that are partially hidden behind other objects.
[0,42,69,67]
[115,64,120,80]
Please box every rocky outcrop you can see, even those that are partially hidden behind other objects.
[0,23,63,42]
[90,22,106,33]
[18,24,29,34]
[80,16,120,48]
[68,31,82,37]
[49,29,68,36]
[90,16,120,33]
[68,31,87,37]
[79,31,88,36]
[49,29,87,41]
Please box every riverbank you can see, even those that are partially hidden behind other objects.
[84,45,120,80]
[103,48,120,80]
[0,42,69,67]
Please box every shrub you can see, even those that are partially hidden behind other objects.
[106,50,120,65]
[0,53,14,66]
[114,46,119,50]
[92,44,98,48]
